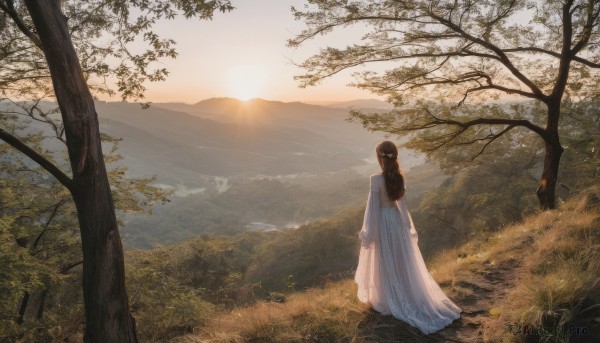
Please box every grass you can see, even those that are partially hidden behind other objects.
[176,279,436,342]
[188,280,365,342]
[428,187,600,342]
[483,188,600,343]
[429,186,600,343]
[174,187,600,343]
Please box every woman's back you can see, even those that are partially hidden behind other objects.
[371,173,398,208]
[356,141,461,335]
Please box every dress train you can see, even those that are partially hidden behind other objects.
[355,174,461,334]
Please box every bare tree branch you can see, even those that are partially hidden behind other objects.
[61,260,83,274]
[570,0,600,55]
[502,47,600,68]
[30,198,69,252]
[468,125,517,161]
[425,10,549,102]
[394,107,548,141]
[0,127,73,191]
[552,0,577,100]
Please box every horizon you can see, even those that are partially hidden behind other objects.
[95,96,393,107]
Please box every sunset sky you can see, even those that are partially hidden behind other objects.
[133,0,382,104]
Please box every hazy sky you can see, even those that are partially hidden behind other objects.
[133,1,381,104]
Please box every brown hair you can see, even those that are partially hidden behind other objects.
[376,141,405,201]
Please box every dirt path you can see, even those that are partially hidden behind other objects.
[355,257,524,343]
[430,258,524,343]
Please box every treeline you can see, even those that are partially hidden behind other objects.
[122,174,370,248]
[124,206,364,339]
[122,164,447,249]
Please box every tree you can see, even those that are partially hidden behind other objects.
[289,0,600,210]
[0,0,233,341]
[407,93,599,257]
[0,124,169,341]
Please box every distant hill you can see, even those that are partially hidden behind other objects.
[153,97,389,154]
[3,99,419,187]
[150,98,422,182]
[95,100,388,187]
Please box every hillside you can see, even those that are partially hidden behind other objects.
[156,98,365,132]
[5,183,597,342]
[121,164,446,249]
[170,188,600,343]
[121,175,370,248]
[153,98,385,153]
[96,101,368,184]
[153,98,422,168]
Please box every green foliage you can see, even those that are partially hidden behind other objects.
[124,205,363,305]
[246,207,363,292]
[122,233,267,340]
[126,259,217,341]
[290,1,600,209]
[1,0,234,105]
[0,168,79,341]
[0,122,170,341]
[129,233,262,305]
[559,98,600,190]
[123,176,369,248]
[410,132,541,257]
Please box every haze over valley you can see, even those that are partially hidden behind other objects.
[96,98,421,185]
[90,98,429,248]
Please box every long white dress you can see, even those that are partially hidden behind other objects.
[355,174,462,335]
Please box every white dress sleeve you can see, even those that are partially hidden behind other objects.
[358,175,381,248]
[398,193,419,244]
[356,181,461,333]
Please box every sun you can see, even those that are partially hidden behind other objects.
[224,64,269,101]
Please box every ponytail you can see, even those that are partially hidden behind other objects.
[376,141,405,201]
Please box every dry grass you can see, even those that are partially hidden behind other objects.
[483,189,600,343]
[427,189,600,343]
[178,279,434,343]
[180,280,366,342]
[176,188,600,343]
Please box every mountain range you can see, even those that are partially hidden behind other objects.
[93,98,419,188]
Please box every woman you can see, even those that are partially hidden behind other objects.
[355,141,462,335]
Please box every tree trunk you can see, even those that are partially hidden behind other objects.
[23,1,138,342]
[537,104,564,210]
